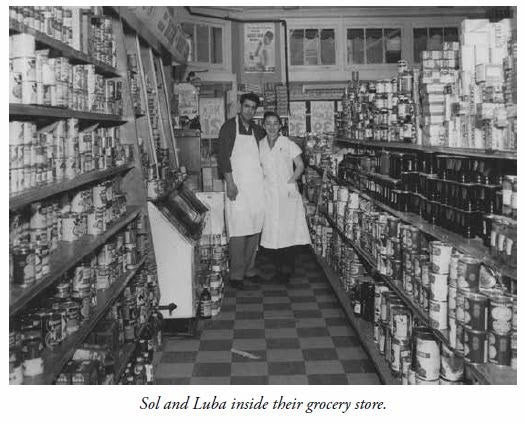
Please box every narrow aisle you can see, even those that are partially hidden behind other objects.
[155,248,381,385]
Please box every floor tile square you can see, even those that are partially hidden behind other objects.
[346,373,381,385]
[155,377,190,385]
[232,338,267,350]
[328,326,356,337]
[200,329,234,340]
[163,338,201,352]
[312,288,334,296]
[318,301,340,310]
[307,374,348,384]
[199,340,233,351]
[204,320,235,330]
[231,349,267,362]
[268,375,308,384]
[324,317,350,327]
[298,337,335,349]
[266,349,304,362]
[336,347,369,360]
[297,327,330,338]
[288,296,317,303]
[237,296,263,304]
[286,289,313,297]
[302,348,339,361]
[266,337,300,349]
[263,296,291,304]
[231,361,268,376]
[290,302,320,311]
[263,303,292,311]
[155,362,194,378]
[265,328,298,339]
[320,309,346,318]
[160,351,197,363]
[340,359,377,373]
[231,376,269,384]
[234,319,265,330]
[332,336,361,347]
[288,282,310,290]
[236,311,265,320]
[235,303,264,312]
[195,350,232,363]
[190,377,231,385]
[305,360,345,375]
[264,318,296,329]
[268,361,306,375]
[296,318,326,328]
[316,295,337,303]
[193,362,232,377]
[263,310,295,319]
[218,304,235,312]
[233,329,266,339]
[263,289,289,297]
[293,310,322,318]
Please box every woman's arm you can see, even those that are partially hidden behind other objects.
[288,154,305,183]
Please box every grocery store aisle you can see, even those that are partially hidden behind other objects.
[154,247,380,385]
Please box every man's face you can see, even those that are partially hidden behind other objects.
[240,99,257,122]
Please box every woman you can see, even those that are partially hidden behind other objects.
[259,111,311,283]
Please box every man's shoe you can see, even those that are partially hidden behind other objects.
[230,279,245,289]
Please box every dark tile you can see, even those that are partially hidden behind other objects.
[193,362,232,377]
[332,336,361,347]
[293,310,322,318]
[155,377,190,385]
[264,318,296,329]
[236,311,264,320]
[318,301,340,310]
[313,288,334,296]
[324,317,349,327]
[232,350,267,362]
[233,329,266,339]
[288,283,311,289]
[231,376,269,385]
[237,297,263,304]
[264,303,291,311]
[219,304,236,312]
[263,289,288,297]
[204,319,235,330]
[288,296,317,303]
[268,361,306,375]
[199,340,233,351]
[297,327,330,338]
[307,374,348,385]
[302,348,339,361]
[266,338,300,349]
[160,351,197,363]
[340,359,376,373]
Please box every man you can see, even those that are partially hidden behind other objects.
[218,93,266,289]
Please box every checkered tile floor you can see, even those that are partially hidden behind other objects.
[154,247,381,385]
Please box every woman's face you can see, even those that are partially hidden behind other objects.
[263,116,280,138]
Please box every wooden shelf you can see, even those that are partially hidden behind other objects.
[9,104,125,124]
[23,255,147,385]
[9,19,120,77]
[467,362,517,385]
[310,165,516,280]
[334,137,517,160]
[9,164,134,210]
[10,206,143,316]
[313,252,400,385]
[113,342,137,383]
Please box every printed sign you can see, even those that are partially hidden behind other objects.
[244,23,276,73]
[311,101,335,134]
[288,102,307,137]
[200,98,225,139]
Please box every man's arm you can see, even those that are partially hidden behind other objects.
[217,120,238,201]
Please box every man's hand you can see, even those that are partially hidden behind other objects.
[226,181,239,201]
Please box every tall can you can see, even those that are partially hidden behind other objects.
[440,343,463,382]
[488,331,511,366]
[457,256,481,290]
[414,328,440,381]
[464,328,488,364]
[429,241,452,274]
[488,293,513,335]
[464,291,489,331]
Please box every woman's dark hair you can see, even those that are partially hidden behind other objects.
[240,92,260,107]
[263,111,281,125]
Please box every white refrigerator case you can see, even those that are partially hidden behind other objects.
[147,201,197,319]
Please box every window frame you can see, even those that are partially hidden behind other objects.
[345,26,403,65]
[288,24,339,70]
[412,25,460,63]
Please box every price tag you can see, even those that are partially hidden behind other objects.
[311,101,335,134]
[199,98,225,139]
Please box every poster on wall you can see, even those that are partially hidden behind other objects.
[311,101,335,134]
[199,98,225,139]
[288,102,307,137]
[244,23,276,73]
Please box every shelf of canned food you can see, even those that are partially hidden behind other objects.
[10,164,134,211]
[334,137,517,161]
[311,166,516,281]
[312,252,400,385]
[9,18,120,78]
[9,104,126,124]
[22,255,147,384]
[10,205,143,315]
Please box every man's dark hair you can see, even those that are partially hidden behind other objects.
[263,111,281,125]
[240,92,260,107]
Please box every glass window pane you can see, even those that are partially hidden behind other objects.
[320,29,335,65]
[347,28,365,64]
[366,28,383,64]
[413,28,427,62]
[428,27,443,50]
[444,27,459,42]
[211,27,222,64]
[290,29,304,65]
[384,28,401,63]
[196,24,209,62]
[304,29,319,65]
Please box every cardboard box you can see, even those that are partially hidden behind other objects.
[474,45,490,65]
[212,179,224,192]
[475,64,504,84]
[461,19,490,34]
[195,192,226,236]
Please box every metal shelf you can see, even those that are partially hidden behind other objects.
[9,164,134,211]
[467,362,517,385]
[22,256,147,385]
[9,19,120,77]
[9,104,125,124]
[313,251,400,385]
[10,206,143,316]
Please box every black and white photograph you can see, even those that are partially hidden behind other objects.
[6,2,521,420]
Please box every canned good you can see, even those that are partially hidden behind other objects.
[488,331,511,366]
[455,322,465,354]
[440,344,463,381]
[21,330,44,377]
[463,328,488,364]
[510,331,517,370]
[42,311,63,349]
[464,291,488,331]
[429,241,452,274]
[447,285,457,315]
[429,272,448,301]
[488,293,513,335]
[12,245,36,286]
[401,356,411,385]
[448,314,457,348]
[421,262,430,288]
[61,301,80,334]
[448,250,462,280]
[457,256,481,290]
[96,265,111,290]
[414,328,440,381]
[429,300,447,330]
[390,337,410,376]
[456,288,470,324]
[407,368,417,385]
[415,376,439,385]
[390,305,411,340]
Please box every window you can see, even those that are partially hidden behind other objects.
[182,22,223,64]
[289,28,336,66]
[346,28,401,64]
[413,27,459,62]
